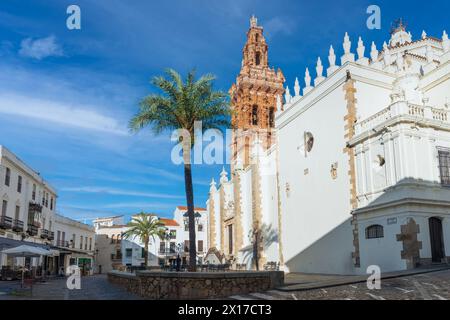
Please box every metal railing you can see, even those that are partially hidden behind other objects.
[56,240,69,247]
[12,219,24,232]
[40,229,49,239]
[0,215,13,229]
[27,224,38,236]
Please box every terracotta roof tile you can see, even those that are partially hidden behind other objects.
[176,206,206,211]
[159,218,179,226]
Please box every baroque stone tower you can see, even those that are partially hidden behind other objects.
[230,15,285,169]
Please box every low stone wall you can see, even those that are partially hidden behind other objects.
[108,270,284,299]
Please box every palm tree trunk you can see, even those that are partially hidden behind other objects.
[144,239,149,268]
[183,144,197,271]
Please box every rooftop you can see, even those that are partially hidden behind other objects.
[176,206,206,211]
[159,218,179,227]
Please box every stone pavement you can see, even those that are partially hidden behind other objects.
[0,274,143,300]
[281,264,450,291]
[229,268,450,300]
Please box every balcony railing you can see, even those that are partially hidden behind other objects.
[354,102,449,135]
[0,216,13,229]
[27,224,38,236]
[159,248,177,254]
[40,229,49,239]
[12,219,24,232]
[56,240,69,247]
[111,253,123,260]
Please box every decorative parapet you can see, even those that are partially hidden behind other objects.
[353,102,449,136]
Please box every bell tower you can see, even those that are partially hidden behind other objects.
[230,15,285,169]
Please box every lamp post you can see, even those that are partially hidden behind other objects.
[163,228,171,267]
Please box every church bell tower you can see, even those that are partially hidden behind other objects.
[230,15,285,169]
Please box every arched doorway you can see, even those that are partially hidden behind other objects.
[428,217,445,263]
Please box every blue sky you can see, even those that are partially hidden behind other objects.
[0,0,448,223]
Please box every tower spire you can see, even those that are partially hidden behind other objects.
[230,17,285,168]
[250,15,258,28]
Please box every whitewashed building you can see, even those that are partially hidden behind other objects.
[0,145,58,271]
[94,206,209,272]
[206,17,450,275]
[53,214,96,275]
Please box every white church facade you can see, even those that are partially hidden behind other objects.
[206,17,450,275]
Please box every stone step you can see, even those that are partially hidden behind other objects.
[248,292,278,300]
[229,295,259,300]
[266,289,297,299]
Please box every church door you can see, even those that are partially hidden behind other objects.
[429,217,445,263]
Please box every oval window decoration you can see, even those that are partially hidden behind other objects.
[304,132,314,153]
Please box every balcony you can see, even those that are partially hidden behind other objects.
[40,229,49,239]
[354,102,449,136]
[27,224,38,236]
[0,216,13,230]
[56,240,69,247]
[12,219,24,232]
[111,253,123,260]
[159,248,177,254]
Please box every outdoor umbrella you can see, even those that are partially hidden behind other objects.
[1,245,52,287]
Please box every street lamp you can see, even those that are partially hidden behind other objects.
[163,228,171,267]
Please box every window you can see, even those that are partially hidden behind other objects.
[32,184,36,200]
[45,193,48,208]
[72,234,76,248]
[198,240,204,252]
[255,52,261,66]
[50,197,54,210]
[17,176,22,193]
[184,224,189,232]
[198,224,203,232]
[80,235,83,249]
[85,237,88,250]
[126,248,132,258]
[252,105,258,125]
[141,248,145,258]
[169,229,176,239]
[62,232,65,243]
[14,205,20,220]
[56,231,61,243]
[2,200,7,216]
[438,149,450,186]
[365,225,384,239]
[159,241,165,253]
[184,240,189,253]
[5,168,10,186]
[269,107,275,128]
[89,237,92,251]
[170,242,176,253]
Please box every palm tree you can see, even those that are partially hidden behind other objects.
[129,68,230,271]
[122,212,166,267]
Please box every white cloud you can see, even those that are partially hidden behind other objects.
[103,202,175,209]
[264,17,295,39]
[61,186,184,199]
[0,93,127,135]
[19,35,63,60]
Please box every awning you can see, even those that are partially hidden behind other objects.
[0,237,51,251]
[1,245,52,257]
